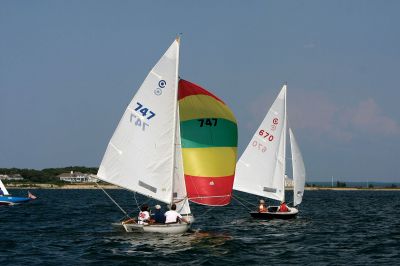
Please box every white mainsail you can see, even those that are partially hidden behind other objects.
[234,85,287,202]
[0,179,10,196]
[289,128,306,206]
[97,40,180,204]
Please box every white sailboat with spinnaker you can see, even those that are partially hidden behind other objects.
[97,37,238,233]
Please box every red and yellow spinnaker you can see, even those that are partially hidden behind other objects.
[178,79,238,206]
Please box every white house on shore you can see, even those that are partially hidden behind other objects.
[0,174,24,181]
[285,175,294,188]
[58,171,98,183]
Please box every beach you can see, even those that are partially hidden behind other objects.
[5,183,400,191]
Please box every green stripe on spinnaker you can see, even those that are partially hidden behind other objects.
[180,118,238,148]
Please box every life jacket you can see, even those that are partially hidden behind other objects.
[279,203,289,212]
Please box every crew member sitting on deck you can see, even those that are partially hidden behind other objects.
[258,199,267,212]
[278,201,289,212]
[138,204,151,224]
[164,204,190,224]
[151,204,166,223]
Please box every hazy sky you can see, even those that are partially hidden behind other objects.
[1,1,399,182]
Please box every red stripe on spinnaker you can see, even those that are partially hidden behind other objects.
[184,175,234,206]
[178,79,225,104]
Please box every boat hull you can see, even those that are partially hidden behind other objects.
[0,196,32,206]
[124,223,190,234]
[114,214,194,234]
[250,207,298,220]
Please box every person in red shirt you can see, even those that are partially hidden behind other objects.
[278,201,289,212]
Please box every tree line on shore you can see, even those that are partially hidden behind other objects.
[0,166,98,183]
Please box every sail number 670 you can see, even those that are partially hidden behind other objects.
[259,130,274,141]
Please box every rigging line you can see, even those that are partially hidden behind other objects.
[233,194,258,207]
[232,195,253,211]
[195,204,216,218]
[95,182,131,218]
[133,192,141,212]
[195,196,229,218]
[125,193,153,217]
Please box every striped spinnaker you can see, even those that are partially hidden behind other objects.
[178,79,238,206]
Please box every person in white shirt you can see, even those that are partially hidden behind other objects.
[138,204,150,225]
[164,204,190,224]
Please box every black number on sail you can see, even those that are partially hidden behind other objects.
[198,118,218,127]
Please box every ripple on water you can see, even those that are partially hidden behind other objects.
[0,189,399,265]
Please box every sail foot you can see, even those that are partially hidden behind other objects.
[184,174,234,206]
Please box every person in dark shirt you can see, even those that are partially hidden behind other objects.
[151,204,166,223]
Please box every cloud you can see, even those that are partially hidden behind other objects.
[342,98,400,135]
[247,89,400,142]
[303,42,317,49]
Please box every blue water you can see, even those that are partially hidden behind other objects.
[0,189,399,265]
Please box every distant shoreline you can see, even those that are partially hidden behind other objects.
[5,183,400,191]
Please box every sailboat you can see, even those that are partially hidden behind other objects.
[234,84,306,219]
[97,37,238,233]
[0,179,36,206]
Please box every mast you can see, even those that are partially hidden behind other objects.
[170,36,181,205]
[282,83,287,203]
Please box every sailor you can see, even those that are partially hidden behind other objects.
[138,204,151,224]
[151,204,166,223]
[258,199,267,212]
[164,203,190,224]
[278,201,289,212]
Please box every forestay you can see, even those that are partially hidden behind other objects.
[173,106,191,215]
[97,40,179,204]
[234,85,287,202]
[289,128,306,206]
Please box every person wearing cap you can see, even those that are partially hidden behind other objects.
[151,204,166,224]
[278,201,289,212]
[164,203,190,224]
[258,199,267,213]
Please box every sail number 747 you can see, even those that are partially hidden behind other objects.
[129,102,157,131]
[198,118,218,127]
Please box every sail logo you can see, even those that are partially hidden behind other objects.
[271,118,279,131]
[154,80,166,96]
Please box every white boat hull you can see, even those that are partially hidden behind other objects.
[114,214,194,234]
[123,223,190,234]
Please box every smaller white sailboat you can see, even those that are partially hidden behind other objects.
[234,84,306,219]
[0,179,36,206]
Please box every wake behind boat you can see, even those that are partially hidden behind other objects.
[234,84,306,220]
[0,179,37,206]
[97,37,238,233]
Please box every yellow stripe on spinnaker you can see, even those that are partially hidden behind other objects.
[182,147,237,177]
[179,95,236,123]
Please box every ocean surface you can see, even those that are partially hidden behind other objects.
[1,189,399,265]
